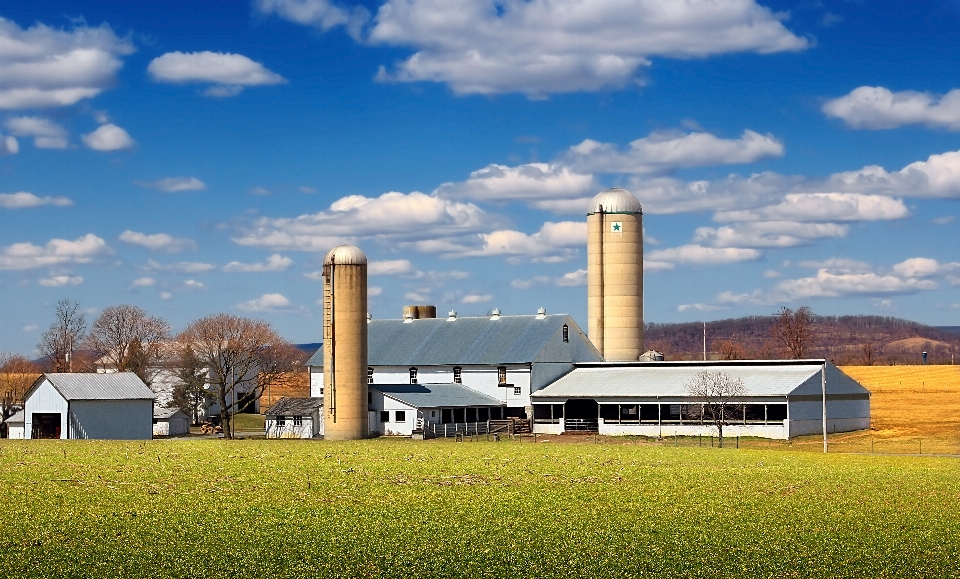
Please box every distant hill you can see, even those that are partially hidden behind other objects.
[645,315,960,365]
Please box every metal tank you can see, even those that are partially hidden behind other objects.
[587,188,644,361]
[322,245,369,440]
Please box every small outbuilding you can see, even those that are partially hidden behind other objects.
[23,372,155,440]
[4,410,25,439]
[265,397,323,439]
[153,407,191,437]
[369,383,506,437]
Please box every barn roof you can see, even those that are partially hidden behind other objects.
[265,397,323,416]
[532,360,869,399]
[372,383,504,409]
[307,313,599,367]
[153,407,186,420]
[28,372,156,401]
[4,410,24,424]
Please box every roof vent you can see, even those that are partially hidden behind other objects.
[447,311,457,321]
[490,308,501,321]
[536,307,546,319]
[403,312,414,323]
[367,313,372,323]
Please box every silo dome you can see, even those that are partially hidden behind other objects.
[587,188,642,215]
[323,244,367,266]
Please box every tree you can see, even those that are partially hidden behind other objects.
[684,370,746,448]
[176,314,298,438]
[37,299,86,372]
[0,353,42,437]
[86,305,171,386]
[170,346,212,426]
[714,336,747,360]
[773,306,814,359]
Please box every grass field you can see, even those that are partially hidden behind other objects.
[1,439,958,578]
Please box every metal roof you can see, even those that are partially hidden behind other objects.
[265,397,323,416]
[33,372,156,401]
[4,410,24,424]
[372,383,504,408]
[532,361,866,399]
[323,244,367,265]
[587,187,642,215]
[153,407,186,420]
[307,313,593,367]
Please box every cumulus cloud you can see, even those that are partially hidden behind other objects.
[827,151,960,199]
[0,19,135,109]
[512,268,586,289]
[131,276,155,287]
[38,275,83,287]
[404,291,431,302]
[461,293,492,304]
[715,193,909,223]
[4,116,67,148]
[0,191,72,209]
[892,257,960,279]
[183,279,205,289]
[0,233,110,270]
[0,133,18,154]
[564,130,783,174]
[82,123,134,151]
[119,230,196,253]
[764,270,938,302]
[797,258,873,275]
[677,303,726,312]
[146,259,215,274]
[823,86,960,130]
[222,254,293,272]
[369,259,414,275]
[135,177,206,192]
[367,0,806,96]
[148,52,286,97]
[693,221,849,248]
[441,221,586,260]
[435,163,596,203]
[256,0,368,37]
[646,244,761,265]
[236,293,301,313]
[368,286,383,296]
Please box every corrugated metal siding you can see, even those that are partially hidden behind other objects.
[372,383,503,408]
[45,372,155,400]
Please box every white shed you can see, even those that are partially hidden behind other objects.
[23,373,155,440]
[369,383,505,437]
[4,410,24,439]
[153,407,191,437]
[265,397,323,439]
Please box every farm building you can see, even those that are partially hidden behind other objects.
[3,410,24,439]
[22,373,155,440]
[265,397,323,439]
[153,407,191,437]
[369,383,505,437]
[308,309,602,419]
[531,360,870,439]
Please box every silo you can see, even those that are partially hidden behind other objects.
[322,245,368,440]
[587,188,644,361]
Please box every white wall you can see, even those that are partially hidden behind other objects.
[368,390,417,436]
[370,365,530,408]
[265,409,320,439]
[154,412,190,437]
[70,400,153,440]
[23,379,68,439]
[7,423,25,439]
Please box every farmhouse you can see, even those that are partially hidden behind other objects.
[23,373,155,440]
[265,397,323,439]
[531,360,870,439]
[369,383,505,437]
[3,410,24,439]
[153,407,191,437]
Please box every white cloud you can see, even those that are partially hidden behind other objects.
[183,279,206,289]
[828,151,960,199]
[564,130,783,174]
[0,233,110,270]
[441,221,586,259]
[250,186,272,196]
[677,303,725,312]
[223,254,293,272]
[797,258,873,275]
[368,286,383,296]
[511,276,551,290]
[4,116,67,148]
[135,177,206,192]
[0,19,134,109]
[933,215,955,225]
[0,133,18,154]
[82,123,134,151]
[693,221,849,248]
[148,52,286,97]
[763,269,782,278]
[38,275,83,287]
[21,324,38,332]
[461,293,492,304]
[236,293,300,313]
[892,257,960,279]
[764,270,938,302]
[131,276,155,287]
[159,291,172,300]
[646,244,761,265]
[367,0,806,96]
[0,191,72,209]
[715,193,909,223]
[256,0,366,35]
[404,291,430,302]
[369,259,414,275]
[119,230,196,253]
[435,163,596,203]
[823,86,960,130]
[299,185,317,194]
[556,269,588,287]
[146,260,216,274]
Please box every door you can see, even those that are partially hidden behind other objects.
[32,413,61,439]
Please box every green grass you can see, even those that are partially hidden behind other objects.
[1,439,958,578]
[231,412,266,431]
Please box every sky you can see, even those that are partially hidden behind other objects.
[1,0,959,356]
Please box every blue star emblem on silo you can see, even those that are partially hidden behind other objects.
[611,222,622,232]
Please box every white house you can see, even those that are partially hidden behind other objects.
[153,407,191,437]
[23,373,155,440]
[265,397,323,439]
[369,383,505,437]
[531,360,871,440]
[4,410,24,439]
[308,310,602,419]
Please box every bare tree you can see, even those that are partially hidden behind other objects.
[773,306,814,359]
[86,305,171,386]
[37,299,86,372]
[684,370,746,448]
[0,353,42,436]
[176,314,298,438]
[714,336,747,360]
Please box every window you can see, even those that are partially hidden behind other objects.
[453,366,462,384]
[562,324,569,343]
[498,366,507,384]
[409,367,418,384]
[367,367,374,384]
[277,416,286,427]
[294,416,302,427]
[431,410,436,418]
[395,411,406,422]
[513,386,521,396]
[380,411,390,423]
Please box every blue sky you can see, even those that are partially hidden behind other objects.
[1,0,959,355]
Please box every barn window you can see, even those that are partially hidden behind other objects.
[453,366,462,384]
[277,416,286,427]
[562,324,569,343]
[498,366,507,384]
[380,411,390,423]
[293,416,302,427]
[367,367,374,384]
[395,411,406,422]
[513,386,521,396]
[431,410,436,418]
[409,367,418,384]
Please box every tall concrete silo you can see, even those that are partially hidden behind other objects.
[322,245,368,440]
[587,188,644,361]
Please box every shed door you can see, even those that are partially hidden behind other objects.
[32,413,61,439]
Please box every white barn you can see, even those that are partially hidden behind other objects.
[4,410,24,439]
[265,397,323,439]
[153,407,191,437]
[23,373,155,440]
[369,383,505,437]
[531,360,870,440]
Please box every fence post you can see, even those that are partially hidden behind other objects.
[737,436,739,449]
